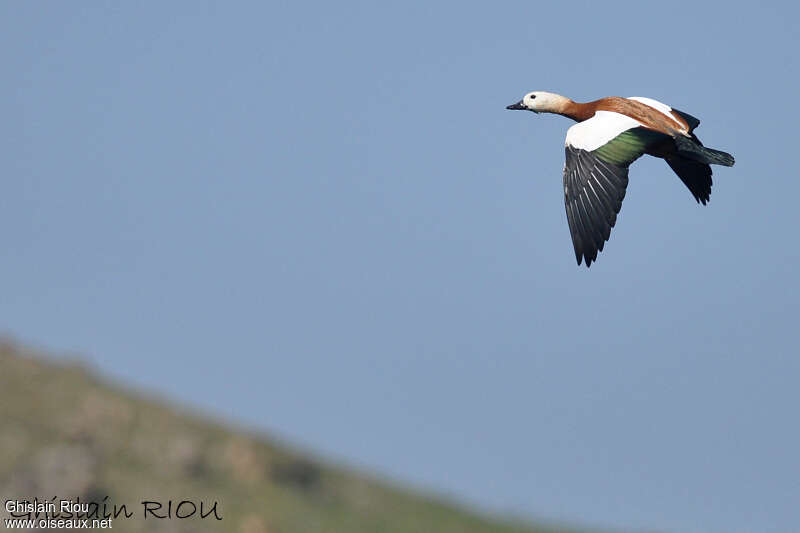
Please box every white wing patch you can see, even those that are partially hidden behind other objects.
[565,111,643,151]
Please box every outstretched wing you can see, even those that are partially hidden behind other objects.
[563,112,667,266]
[670,107,701,132]
[665,154,712,204]
[563,146,628,266]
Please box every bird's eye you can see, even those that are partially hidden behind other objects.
[529,95,536,99]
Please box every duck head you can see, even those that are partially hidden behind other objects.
[506,91,571,114]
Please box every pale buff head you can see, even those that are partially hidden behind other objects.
[506,91,572,114]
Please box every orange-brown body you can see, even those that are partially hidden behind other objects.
[560,97,689,133]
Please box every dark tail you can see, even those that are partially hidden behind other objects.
[674,134,735,167]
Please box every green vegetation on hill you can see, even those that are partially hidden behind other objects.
[0,341,585,533]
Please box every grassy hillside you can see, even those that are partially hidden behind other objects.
[0,340,586,533]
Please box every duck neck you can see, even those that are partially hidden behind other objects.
[557,100,595,122]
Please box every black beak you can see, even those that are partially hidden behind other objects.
[506,100,526,110]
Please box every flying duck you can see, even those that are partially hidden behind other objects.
[506,92,735,267]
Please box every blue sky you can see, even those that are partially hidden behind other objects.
[2,2,799,532]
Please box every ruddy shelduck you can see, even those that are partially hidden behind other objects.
[506,92,734,267]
